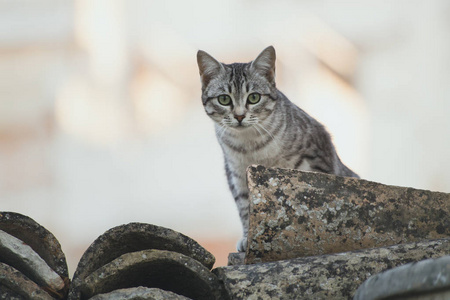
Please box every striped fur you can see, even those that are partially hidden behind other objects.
[197,46,359,251]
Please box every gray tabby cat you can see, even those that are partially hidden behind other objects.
[197,46,359,251]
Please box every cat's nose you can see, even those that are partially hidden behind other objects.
[234,114,245,123]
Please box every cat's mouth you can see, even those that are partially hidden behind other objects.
[230,123,253,130]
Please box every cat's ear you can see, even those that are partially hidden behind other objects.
[197,50,224,88]
[250,46,276,83]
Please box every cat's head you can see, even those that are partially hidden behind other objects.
[197,46,278,130]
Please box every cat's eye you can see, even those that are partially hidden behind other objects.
[218,95,232,106]
[247,93,261,104]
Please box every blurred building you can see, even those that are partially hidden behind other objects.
[0,0,449,274]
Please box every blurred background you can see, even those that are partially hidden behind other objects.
[1,0,449,275]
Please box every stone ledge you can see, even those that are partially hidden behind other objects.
[69,223,223,300]
[89,287,192,300]
[216,238,450,300]
[245,165,450,264]
[0,212,69,299]
[228,252,245,266]
[80,250,223,300]
[0,262,55,300]
[354,255,450,300]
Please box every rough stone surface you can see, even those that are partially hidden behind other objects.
[0,288,23,300]
[89,287,192,300]
[0,229,65,292]
[79,249,226,300]
[0,212,69,299]
[246,165,450,264]
[69,222,215,299]
[73,222,214,279]
[0,212,69,280]
[0,262,54,300]
[354,255,450,300]
[228,252,245,266]
[214,238,450,300]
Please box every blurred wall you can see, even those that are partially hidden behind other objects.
[0,0,449,274]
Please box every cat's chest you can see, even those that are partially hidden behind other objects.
[229,150,275,166]
[223,137,285,169]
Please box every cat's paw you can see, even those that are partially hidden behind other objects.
[236,236,248,252]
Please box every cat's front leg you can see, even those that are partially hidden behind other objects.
[237,236,248,252]
[235,194,249,252]
[226,162,250,252]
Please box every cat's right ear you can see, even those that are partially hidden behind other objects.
[197,50,224,88]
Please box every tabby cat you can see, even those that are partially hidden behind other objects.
[197,46,359,251]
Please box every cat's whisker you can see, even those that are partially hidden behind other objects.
[252,124,264,139]
[220,128,228,139]
[257,123,279,148]
[217,122,228,139]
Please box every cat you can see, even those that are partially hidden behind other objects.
[197,46,359,252]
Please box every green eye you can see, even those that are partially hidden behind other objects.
[247,93,261,104]
[218,95,232,106]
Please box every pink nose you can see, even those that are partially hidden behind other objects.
[234,114,245,122]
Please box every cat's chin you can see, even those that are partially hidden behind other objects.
[230,124,253,131]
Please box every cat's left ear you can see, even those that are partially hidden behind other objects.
[250,46,276,83]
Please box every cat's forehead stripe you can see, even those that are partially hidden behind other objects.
[226,63,249,101]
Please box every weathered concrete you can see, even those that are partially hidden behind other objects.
[0,262,54,300]
[228,252,245,266]
[79,249,225,300]
[246,165,450,264]
[0,229,65,292]
[353,255,450,300]
[0,212,69,280]
[74,222,214,279]
[0,212,69,299]
[89,287,192,300]
[69,222,215,299]
[214,238,450,300]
